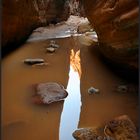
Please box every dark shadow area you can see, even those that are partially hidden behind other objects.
[100,55,139,84]
[89,45,138,84]
[2,31,33,58]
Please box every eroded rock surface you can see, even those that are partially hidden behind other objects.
[73,115,138,140]
[104,115,139,140]
[83,0,139,70]
[32,82,68,104]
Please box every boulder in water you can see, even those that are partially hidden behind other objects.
[104,115,138,140]
[23,58,45,65]
[32,82,68,104]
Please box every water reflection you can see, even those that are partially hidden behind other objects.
[59,49,82,140]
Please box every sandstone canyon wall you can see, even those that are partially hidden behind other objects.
[82,0,139,70]
[2,0,69,56]
[2,0,85,56]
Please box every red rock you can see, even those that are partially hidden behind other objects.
[104,115,139,140]
[82,0,139,70]
[32,82,68,104]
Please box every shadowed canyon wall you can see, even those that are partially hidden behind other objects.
[83,0,139,70]
[2,0,70,56]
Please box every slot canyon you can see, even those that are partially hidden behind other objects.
[1,0,139,140]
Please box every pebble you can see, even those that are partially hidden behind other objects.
[46,47,55,53]
[117,85,128,93]
[23,58,45,65]
[88,87,100,94]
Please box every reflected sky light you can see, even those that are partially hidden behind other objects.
[59,49,82,140]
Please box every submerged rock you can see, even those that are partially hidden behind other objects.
[32,82,68,104]
[46,47,55,53]
[117,85,128,93]
[104,115,138,140]
[49,40,60,48]
[88,87,100,95]
[23,58,45,65]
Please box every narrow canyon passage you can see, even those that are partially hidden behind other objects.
[2,28,138,140]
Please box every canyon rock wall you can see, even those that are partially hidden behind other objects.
[83,0,139,70]
[67,0,85,16]
[2,0,69,55]
[2,0,85,55]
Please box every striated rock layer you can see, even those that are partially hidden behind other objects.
[83,0,139,70]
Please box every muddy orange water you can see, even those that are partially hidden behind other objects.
[2,36,138,140]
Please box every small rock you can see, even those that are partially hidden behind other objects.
[46,47,55,53]
[73,127,103,140]
[50,44,60,49]
[23,58,45,65]
[117,85,128,93]
[32,82,68,104]
[88,87,100,95]
[78,33,98,46]
[104,115,138,140]
[49,40,60,48]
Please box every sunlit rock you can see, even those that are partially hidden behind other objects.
[116,85,128,93]
[88,87,100,95]
[49,40,60,48]
[32,82,68,104]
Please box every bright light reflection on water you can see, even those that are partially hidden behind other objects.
[59,50,82,140]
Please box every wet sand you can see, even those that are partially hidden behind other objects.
[2,35,138,140]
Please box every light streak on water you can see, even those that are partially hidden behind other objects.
[59,49,82,140]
